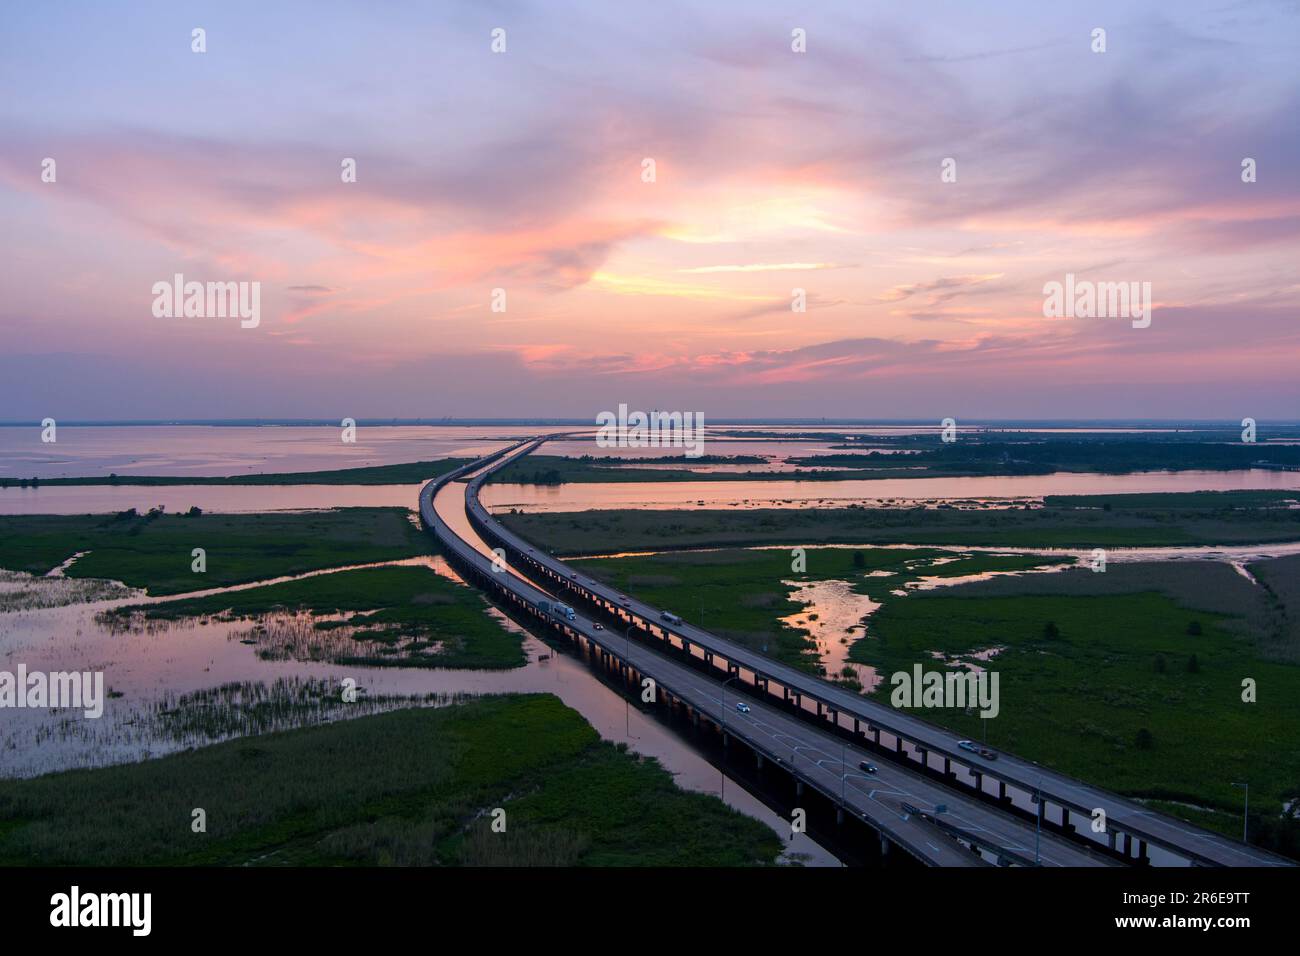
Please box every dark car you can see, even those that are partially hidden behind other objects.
[859,761,878,774]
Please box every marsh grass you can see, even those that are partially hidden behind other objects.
[0,508,433,592]
[0,695,781,867]
[0,569,135,611]
[853,576,1300,852]
[570,545,1300,857]
[570,546,1066,673]
[103,565,526,669]
[501,492,1300,554]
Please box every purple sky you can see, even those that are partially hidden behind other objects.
[1,1,1297,420]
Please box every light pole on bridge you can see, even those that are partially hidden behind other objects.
[625,623,638,741]
[1231,781,1249,843]
[1033,774,1044,866]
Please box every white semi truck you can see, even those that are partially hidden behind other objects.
[537,600,576,622]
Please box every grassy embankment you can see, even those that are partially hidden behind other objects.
[0,458,467,487]
[108,564,526,670]
[498,490,1300,554]
[0,507,432,593]
[0,694,782,866]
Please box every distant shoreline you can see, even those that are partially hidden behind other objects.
[3,419,1300,428]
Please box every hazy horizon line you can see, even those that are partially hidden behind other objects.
[3,418,1298,428]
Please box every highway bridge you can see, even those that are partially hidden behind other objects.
[426,438,1290,867]
[422,445,1109,866]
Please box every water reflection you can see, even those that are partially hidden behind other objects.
[0,426,551,480]
[0,483,426,515]
[0,503,839,866]
[483,470,1300,512]
[779,579,881,693]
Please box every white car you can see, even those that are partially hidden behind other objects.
[957,739,978,753]
[735,702,751,714]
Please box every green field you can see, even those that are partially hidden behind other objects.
[571,543,1300,858]
[0,508,431,593]
[499,492,1300,554]
[852,576,1300,858]
[108,564,527,670]
[0,695,782,866]
[0,458,466,487]
[569,547,1069,676]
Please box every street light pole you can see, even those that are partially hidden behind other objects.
[1034,775,1043,866]
[1232,782,1249,843]
[625,623,637,740]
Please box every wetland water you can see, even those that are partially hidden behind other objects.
[0,488,838,866]
[481,469,1300,513]
[7,467,1298,516]
[5,425,1300,864]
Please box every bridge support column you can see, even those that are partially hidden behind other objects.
[1108,830,1117,852]
[836,807,844,825]
[971,770,982,792]
[880,833,890,858]
[1061,806,1072,833]
[704,651,713,665]
[853,718,860,735]
[998,781,1008,803]
[1137,840,1149,865]
[756,753,763,769]
[943,756,951,777]
[816,701,822,718]
[795,780,804,797]
[895,736,903,755]
[1122,834,1132,857]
